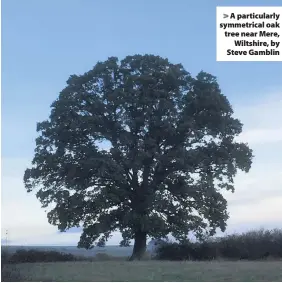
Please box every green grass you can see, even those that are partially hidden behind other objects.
[2,261,282,282]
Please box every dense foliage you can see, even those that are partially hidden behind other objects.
[6,249,76,263]
[24,54,253,259]
[154,229,282,261]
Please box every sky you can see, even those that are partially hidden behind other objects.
[1,0,282,246]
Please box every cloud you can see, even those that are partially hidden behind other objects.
[1,239,11,245]
[238,128,282,145]
[225,169,282,205]
[1,91,282,245]
[235,92,282,145]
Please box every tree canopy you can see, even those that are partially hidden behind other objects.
[24,54,253,260]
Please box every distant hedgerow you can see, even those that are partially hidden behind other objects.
[154,229,282,261]
[8,249,76,263]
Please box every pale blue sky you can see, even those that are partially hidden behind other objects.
[2,0,282,245]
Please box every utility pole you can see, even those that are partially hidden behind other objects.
[5,229,9,249]
[5,230,8,246]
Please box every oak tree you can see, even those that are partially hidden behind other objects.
[24,55,253,260]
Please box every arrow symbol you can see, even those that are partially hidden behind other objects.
[223,14,228,18]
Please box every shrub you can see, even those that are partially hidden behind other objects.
[218,229,282,260]
[192,241,219,261]
[154,229,282,261]
[9,249,76,263]
[154,240,219,261]
[154,242,193,261]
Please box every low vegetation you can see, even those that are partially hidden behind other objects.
[8,249,76,263]
[2,229,282,281]
[154,229,282,261]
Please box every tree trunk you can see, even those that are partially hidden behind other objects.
[129,231,147,261]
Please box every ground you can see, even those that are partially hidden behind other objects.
[2,261,282,282]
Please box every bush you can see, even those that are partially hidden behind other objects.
[154,229,282,261]
[8,249,76,264]
[154,242,192,261]
[154,240,219,261]
[218,229,282,260]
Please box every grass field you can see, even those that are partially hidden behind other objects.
[2,261,282,282]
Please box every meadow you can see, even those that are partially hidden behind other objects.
[2,229,282,281]
[2,260,282,282]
